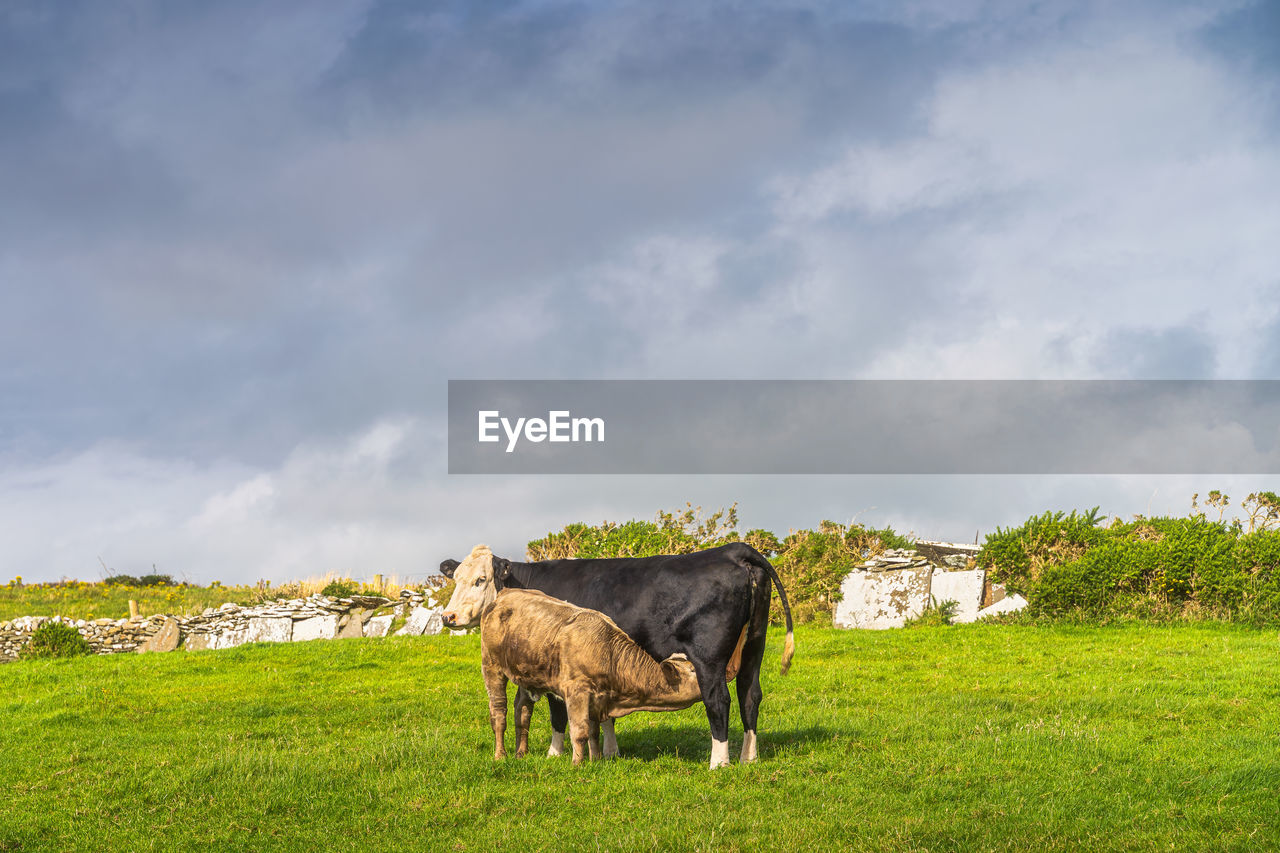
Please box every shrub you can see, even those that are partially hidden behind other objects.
[527,504,740,561]
[982,502,1280,623]
[103,573,176,587]
[23,622,92,659]
[904,599,958,628]
[771,522,861,623]
[979,507,1106,593]
[321,580,360,599]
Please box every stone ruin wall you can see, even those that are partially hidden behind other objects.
[833,541,1028,630]
[0,590,447,662]
[2,541,1032,659]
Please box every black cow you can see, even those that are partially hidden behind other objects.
[438,541,794,768]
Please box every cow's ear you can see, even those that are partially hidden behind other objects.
[439,559,459,579]
[492,557,511,588]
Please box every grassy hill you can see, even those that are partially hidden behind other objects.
[3,624,1277,851]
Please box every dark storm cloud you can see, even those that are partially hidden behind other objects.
[1200,0,1280,73]
[0,0,965,465]
[319,1,934,126]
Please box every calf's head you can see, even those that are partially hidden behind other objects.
[439,544,511,629]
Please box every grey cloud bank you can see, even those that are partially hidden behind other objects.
[2,1,1278,582]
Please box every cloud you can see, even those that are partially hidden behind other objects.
[761,14,1279,379]
[3,1,1280,582]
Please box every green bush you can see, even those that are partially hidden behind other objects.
[321,580,360,599]
[22,622,92,659]
[103,574,140,587]
[1228,531,1280,623]
[104,573,176,588]
[904,598,959,628]
[979,507,1106,593]
[981,504,1280,623]
[527,504,741,560]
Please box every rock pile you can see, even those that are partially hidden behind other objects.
[0,589,447,662]
[857,548,934,572]
[0,614,168,659]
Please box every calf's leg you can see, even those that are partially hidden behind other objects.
[566,693,593,766]
[513,689,536,758]
[483,665,509,760]
[588,717,603,761]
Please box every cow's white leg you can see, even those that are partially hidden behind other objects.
[602,719,619,758]
[740,730,758,763]
[709,738,731,769]
[547,730,565,757]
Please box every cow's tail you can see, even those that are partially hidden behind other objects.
[743,546,795,676]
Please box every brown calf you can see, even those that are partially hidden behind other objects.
[480,588,703,765]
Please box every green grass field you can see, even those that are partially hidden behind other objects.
[3,623,1278,852]
[0,577,427,623]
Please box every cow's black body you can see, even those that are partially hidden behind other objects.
[443,542,793,751]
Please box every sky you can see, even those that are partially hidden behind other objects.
[3,0,1279,585]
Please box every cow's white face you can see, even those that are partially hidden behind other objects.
[440,544,505,629]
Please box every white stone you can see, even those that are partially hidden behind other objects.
[395,606,443,636]
[245,617,293,644]
[834,566,931,630]
[976,593,1028,620]
[293,614,339,641]
[210,626,249,650]
[337,614,364,639]
[365,614,393,638]
[138,617,180,653]
[929,569,986,624]
[183,633,211,652]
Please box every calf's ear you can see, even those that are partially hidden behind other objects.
[439,559,460,579]
[492,557,512,588]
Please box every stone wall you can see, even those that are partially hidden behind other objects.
[0,590,446,662]
[833,544,1027,630]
